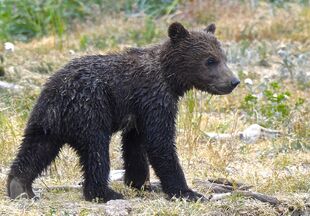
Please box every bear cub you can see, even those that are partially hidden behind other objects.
[7,22,239,202]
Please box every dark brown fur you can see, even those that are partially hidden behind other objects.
[7,22,239,202]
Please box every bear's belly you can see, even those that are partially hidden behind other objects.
[112,114,137,133]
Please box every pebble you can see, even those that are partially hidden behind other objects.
[104,200,132,216]
[4,42,15,52]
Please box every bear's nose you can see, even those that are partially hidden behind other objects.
[231,78,240,87]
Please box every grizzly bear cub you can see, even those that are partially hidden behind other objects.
[7,22,239,202]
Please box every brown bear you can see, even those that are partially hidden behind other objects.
[7,22,239,202]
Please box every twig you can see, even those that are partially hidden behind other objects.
[193,179,235,193]
[34,176,280,206]
[36,185,81,192]
[208,178,253,190]
[193,179,280,206]
[234,190,280,206]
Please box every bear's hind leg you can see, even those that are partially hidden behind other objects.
[122,128,150,190]
[74,132,123,202]
[8,134,63,199]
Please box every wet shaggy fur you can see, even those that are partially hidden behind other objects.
[7,22,239,202]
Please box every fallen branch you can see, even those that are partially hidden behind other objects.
[194,179,236,193]
[34,173,280,206]
[235,190,280,206]
[40,185,81,192]
[207,190,279,205]
[208,178,253,191]
[193,179,252,193]
[204,124,282,144]
[193,179,280,206]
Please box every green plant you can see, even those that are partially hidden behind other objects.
[96,35,119,49]
[241,81,304,127]
[31,61,54,74]
[0,0,102,43]
[278,49,295,80]
[125,0,179,17]
[257,41,270,67]
[269,0,309,7]
[129,17,160,46]
[261,82,291,119]
[178,90,204,165]
[79,35,90,50]
[239,40,251,56]
[0,54,4,76]
[239,24,257,41]
[79,34,119,50]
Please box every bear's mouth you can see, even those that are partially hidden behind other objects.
[204,84,236,95]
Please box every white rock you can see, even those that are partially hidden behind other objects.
[240,124,282,144]
[110,169,125,181]
[244,78,253,85]
[240,124,262,144]
[69,49,75,55]
[278,49,288,58]
[4,42,15,52]
[104,200,132,216]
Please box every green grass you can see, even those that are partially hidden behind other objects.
[1,1,309,44]
[0,0,179,44]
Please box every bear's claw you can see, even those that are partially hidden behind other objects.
[84,187,124,203]
[8,177,35,199]
[169,189,207,202]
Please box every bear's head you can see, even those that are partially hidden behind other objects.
[161,22,239,95]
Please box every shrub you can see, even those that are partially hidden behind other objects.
[0,0,103,42]
[241,81,305,127]
[0,0,180,43]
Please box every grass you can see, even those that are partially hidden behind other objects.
[1,1,310,44]
[181,0,310,42]
[0,1,310,215]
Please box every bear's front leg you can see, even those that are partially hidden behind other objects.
[141,106,206,202]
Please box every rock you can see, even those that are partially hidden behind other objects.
[0,80,23,91]
[4,42,15,52]
[244,78,253,86]
[110,169,125,181]
[69,49,75,55]
[104,200,132,216]
[240,124,282,144]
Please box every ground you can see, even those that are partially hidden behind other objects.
[0,1,309,215]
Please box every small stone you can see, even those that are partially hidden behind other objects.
[244,78,253,85]
[104,199,132,216]
[110,169,125,181]
[4,42,15,52]
[278,49,288,59]
[69,49,75,55]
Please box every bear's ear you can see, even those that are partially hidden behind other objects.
[168,22,189,43]
[204,23,216,34]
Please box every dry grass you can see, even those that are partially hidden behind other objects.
[181,1,310,42]
[0,1,310,215]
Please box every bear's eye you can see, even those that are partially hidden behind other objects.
[205,57,217,66]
